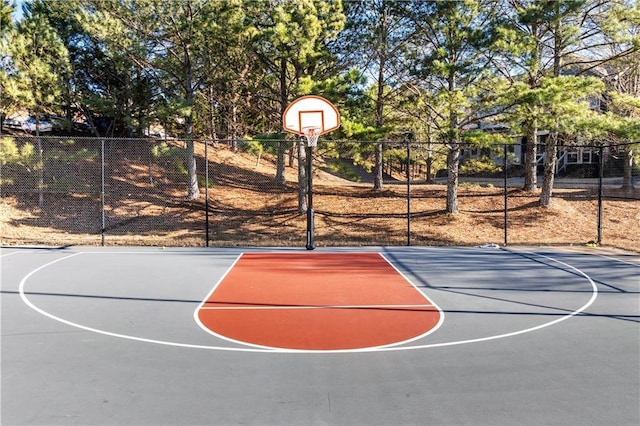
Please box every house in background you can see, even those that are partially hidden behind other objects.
[462,63,614,178]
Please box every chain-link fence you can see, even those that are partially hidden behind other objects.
[1,135,638,251]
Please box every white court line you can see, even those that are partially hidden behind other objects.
[378,251,446,347]
[561,246,640,267]
[0,250,30,258]
[592,253,640,267]
[199,304,435,310]
[18,249,599,354]
[193,253,246,343]
[18,252,276,353]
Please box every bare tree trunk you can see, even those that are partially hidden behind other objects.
[524,22,542,193]
[446,143,460,214]
[184,52,199,200]
[230,104,238,152]
[425,125,434,182]
[373,8,387,190]
[540,132,557,206]
[288,145,295,168]
[523,120,538,191]
[208,87,218,142]
[186,140,199,200]
[275,142,286,185]
[445,69,460,214]
[621,144,634,191]
[541,14,561,206]
[374,142,383,189]
[275,57,287,186]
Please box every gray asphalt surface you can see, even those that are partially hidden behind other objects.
[2,245,638,426]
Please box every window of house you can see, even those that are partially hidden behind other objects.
[589,97,602,112]
[567,151,579,163]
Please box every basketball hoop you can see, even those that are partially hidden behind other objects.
[302,126,321,147]
[283,96,340,250]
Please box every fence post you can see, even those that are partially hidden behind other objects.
[406,139,411,246]
[597,144,603,245]
[503,143,508,246]
[100,139,105,246]
[205,139,210,247]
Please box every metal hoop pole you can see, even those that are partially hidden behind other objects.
[306,143,315,250]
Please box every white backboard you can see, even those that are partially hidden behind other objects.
[283,95,340,136]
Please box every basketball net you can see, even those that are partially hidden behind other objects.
[302,127,320,147]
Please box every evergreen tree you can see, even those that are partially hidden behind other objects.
[540,0,639,206]
[0,0,16,123]
[81,0,244,199]
[603,52,640,191]
[497,0,639,204]
[0,0,12,32]
[410,0,504,213]
[2,9,70,206]
[339,0,417,190]
[250,0,345,186]
[197,1,256,143]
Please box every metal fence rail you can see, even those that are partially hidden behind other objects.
[1,136,638,251]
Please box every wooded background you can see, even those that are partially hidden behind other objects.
[1,1,639,246]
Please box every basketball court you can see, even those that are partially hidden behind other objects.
[2,245,638,425]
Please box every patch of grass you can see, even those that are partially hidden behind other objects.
[322,159,361,182]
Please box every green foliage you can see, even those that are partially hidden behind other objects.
[2,10,71,117]
[197,174,215,189]
[1,0,636,155]
[151,141,187,175]
[322,158,361,182]
[605,91,640,141]
[574,87,640,143]
[0,137,37,170]
[460,156,502,175]
[0,0,12,34]
[252,136,286,156]
[602,113,640,141]
[502,75,605,135]
[46,147,97,163]
[243,140,264,158]
[151,142,184,161]
[251,0,346,121]
[462,130,512,147]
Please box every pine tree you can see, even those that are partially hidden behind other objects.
[338,0,416,190]
[605,57,640,191]
[81,0,246,200]
[498,0,639,204]
[3,10,70,207]
[410,0,504,213]
[250,0,345,187]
